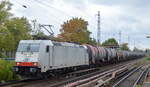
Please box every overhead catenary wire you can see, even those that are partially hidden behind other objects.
[32,0,93,22]
[12,0,66,25]
[33,0,73,17]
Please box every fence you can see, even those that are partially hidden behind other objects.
[0,58,15,61]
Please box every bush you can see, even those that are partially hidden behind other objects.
[0,59,17,82]
[0,53,8,58]
[146,57,150,60]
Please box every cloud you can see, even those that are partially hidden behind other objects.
[89,0,150,7]
[9,0,150,50]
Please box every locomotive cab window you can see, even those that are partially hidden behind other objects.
[17,43,40,52]
[46,45,49,52]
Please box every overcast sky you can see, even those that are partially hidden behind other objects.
[8,0,150,50]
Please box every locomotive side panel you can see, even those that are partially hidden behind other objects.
[51,46,89,69]
[38,41,53,72]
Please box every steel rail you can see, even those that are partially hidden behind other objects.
[112,66,142,87]
[132,68,147,87]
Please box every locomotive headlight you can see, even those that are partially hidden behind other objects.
[16,62,20,66]
[33,62,38,66]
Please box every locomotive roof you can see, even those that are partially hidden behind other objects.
[20,40,43,43]
[19,40,83,47]
[52,41,83,47]
[19,40,53,46]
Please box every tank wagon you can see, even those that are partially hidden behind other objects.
[14,40,145,76]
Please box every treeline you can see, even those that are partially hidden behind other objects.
[0,1,32,82]
[0,1,35,82]
[0,1,32,58]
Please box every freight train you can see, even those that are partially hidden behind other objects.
[13,40,145,76]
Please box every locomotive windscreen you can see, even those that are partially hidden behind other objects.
[17,43,40,52]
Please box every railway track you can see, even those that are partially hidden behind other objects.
[0,58,146,87]
[133,67,149,87]
[112,64,150,87]
[49,58,145,87]
[63,64,128,87]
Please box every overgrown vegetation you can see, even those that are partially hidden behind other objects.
[0,59,19,82]
[146,56,150,60]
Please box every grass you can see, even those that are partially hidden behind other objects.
[146,56,150,61]
[136,85,142,87]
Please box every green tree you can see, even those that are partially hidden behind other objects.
[102,38,119,47]
[58,18,92,44]
[120,43,130,51]
[5,17,32,48]
[0,1,32,57]
[0,1,12,24]
[88,38,97,45]
[0,25,15,52]
[0,1,14,56]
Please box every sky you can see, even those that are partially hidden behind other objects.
[7,0,150,50]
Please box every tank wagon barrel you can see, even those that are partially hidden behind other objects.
[13,40,146,77]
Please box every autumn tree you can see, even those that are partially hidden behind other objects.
[102,38,119,47]
[58,18,92,44]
